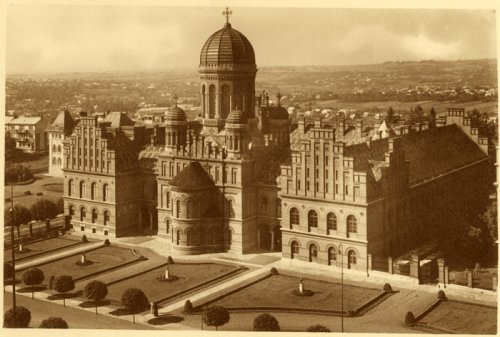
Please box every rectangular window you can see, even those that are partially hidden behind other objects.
[335,184,338,193]
[325,183,329,192]
[104,230,109,236]
[306,168,310,178]
[306,181,310,191]
[315,155,319,165]
[325,156,329,166]
[232,169,237,184]
[215,166,220,182]
[80,226,85,232]
[345,185,349,195]
[316,182,319,192]
[92,228,96,234]
[297,180,301,190]
[335,170,338,180]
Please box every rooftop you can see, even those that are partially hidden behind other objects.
[170,161,215,191]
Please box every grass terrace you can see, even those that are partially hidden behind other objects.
[19,246,142,283]
[106,263,239,304]
[4,237,82,263]
[210,274,379,312]
[420,300,497,334]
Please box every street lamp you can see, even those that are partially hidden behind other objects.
[9,183,17,325]
[339,242,344,333]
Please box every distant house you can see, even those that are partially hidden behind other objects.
[47,110,76,176]
[5,116,49,152]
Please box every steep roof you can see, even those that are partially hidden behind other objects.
[47,110,75,134]
[170,161,215,191]
[103,111,134,128]
[344,124,488,186]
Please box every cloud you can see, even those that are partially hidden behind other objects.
[402,34,463,60]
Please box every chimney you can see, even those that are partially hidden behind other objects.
[79,111,87,117]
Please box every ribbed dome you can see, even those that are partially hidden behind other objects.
[200,23,255,66]
[226,109,247,124]
[165,106,186,122]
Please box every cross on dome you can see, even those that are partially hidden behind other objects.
[223,7,232,23]
[172,94,179,107]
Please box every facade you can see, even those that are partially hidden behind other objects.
[5,116,48,152]
[47,109,76,176]
[61,14,492,269]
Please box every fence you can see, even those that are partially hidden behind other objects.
[450,269,496,291]
[372,256,389,272]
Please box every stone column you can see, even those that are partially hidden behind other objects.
[270,230,275,251]
[410,254,420,283]
[388,257,393,274]
[367,254,372,273]
[437,258,445,285]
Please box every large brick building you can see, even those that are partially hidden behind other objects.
[62,14,491,269]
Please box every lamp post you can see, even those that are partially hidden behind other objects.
[10,183,17,325]
[339,242,344,333]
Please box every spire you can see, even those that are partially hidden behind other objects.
[172,94,179,107]
[222,6,232,24]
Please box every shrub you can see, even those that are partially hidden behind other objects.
[104,239,110,246]
[22,268,45,298]
[81,235,88,243]
[53,275,75,307]
[36,192,43,196]
[307,324,331,332]
[253,313,280,331]
[437,290,447,301]
[270,267,279,275]
[84,280,108,314]
[39,317,68,329]
[405,311,416,327]
[4,306,31,328]
[183,300,193,313]
[167,256,174,264]
[24,190,32,195]
[383,283,393,292]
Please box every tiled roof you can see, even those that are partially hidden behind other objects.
[170,161,215,191]
[344,124,488,186]
[103,111,134,128]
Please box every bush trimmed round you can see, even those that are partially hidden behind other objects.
[4,306,31,328]
[253,313,280,331]
[81,235,88,243]
[183,300,193,313]
[104,239,110,246]
[437,290,447,301]
[39,317,68,329]
[383,283,393,292]
[405,311,416,327]
[307,324,331,332]
[167,256,174,264]
[270,267,279,275]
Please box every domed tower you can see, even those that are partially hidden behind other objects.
[199,8,257,135]
[164,96,188,153]
[225,108,248,159]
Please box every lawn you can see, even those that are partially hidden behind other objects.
[420,300,497,334]
[19,246,141,283]
[4,237,81,263]
[4,174,63,209]
[211,274,379,311]
[106,263,238,304]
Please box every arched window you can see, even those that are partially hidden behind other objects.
[309,243,318,262]
[57,145,62,152]
[57,157,62,166]
[52,157,57,165]
[176,200,181,218]
[176,229,181,245]
[68,179,74,197]
[80,207,86,221]
[208,84,216,118]
[186,230,192,245]
[166,219,170,234]
[276,198,282,218]
[308,210,318,231]
[91,209,98,223]
[91,182,97,200]
[103,184,109,202]
[228,199,234,218]
[52,144,56,152]
[69,205,75,217]
[104,210,110,226]
[166,191,170,208]
[290,208,299,227]
[261,197,268,212]
[327,213,337,233]
[221,84,230,119]
[80,181,86,198]
[202,85,206,116]
[348,250,357,269]
[328,247,337,263]
[347,215,357,234]
[186,200,192,219]
[291,241,299,259]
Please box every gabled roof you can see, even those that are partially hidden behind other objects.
[170,161,215,191]
[103,111,134,128]
[344,124,488,186]
[47,110,75,134]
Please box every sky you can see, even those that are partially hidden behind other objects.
[5,4,498,74]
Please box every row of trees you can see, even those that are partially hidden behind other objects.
[4,198,63,236]
[4,306,68,328]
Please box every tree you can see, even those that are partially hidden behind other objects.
[30,199,59,221]
[39,317,68,329]
[120,288,149,323]
[4,204,31,236]
[4,263,14,291]
[203,305,230,331]
[53,275,75,307]
[253,313,280,331]
[84,280,108,314]
[429,107,437,128]
[410,105,424,125]
[56,197,64,215]
[5,165,33,184]
[307,324,331,332]
[22,268,45,299]
[386,106,395,124]
[4,306,31,328]
[480,201,497,241]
